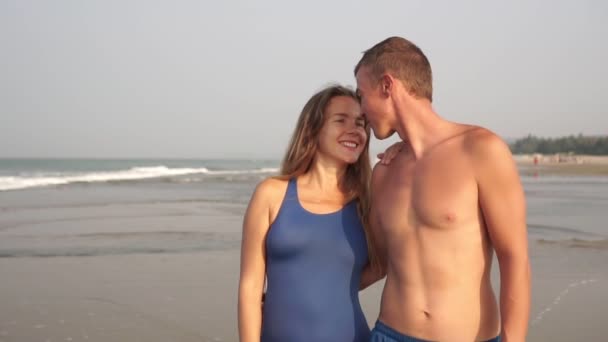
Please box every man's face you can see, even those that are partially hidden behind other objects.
[355,67,394,140]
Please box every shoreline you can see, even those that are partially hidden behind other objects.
[515,154,608,176]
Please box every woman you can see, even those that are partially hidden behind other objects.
[238,84,376,342]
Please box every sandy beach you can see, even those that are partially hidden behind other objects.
[2,0,607,339]
[515,154,608,176]
[1,168,607,341]
[0,199,247,342]
[1,231,607,341]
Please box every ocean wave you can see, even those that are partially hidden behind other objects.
[536,238,608,250]
[528,223,599,235]
[0,166,279,191]
[0,231,241,257]
[0,245,237,258]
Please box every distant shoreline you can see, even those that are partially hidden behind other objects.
[515,154,608,176]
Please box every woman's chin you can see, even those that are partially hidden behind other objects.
[341,154,361,165]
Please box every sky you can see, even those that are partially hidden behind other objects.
[1,0,607,159]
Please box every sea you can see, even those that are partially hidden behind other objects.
[0,158,607,342]
[0,158,607,259]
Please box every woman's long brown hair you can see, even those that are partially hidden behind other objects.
[277,84,377,268]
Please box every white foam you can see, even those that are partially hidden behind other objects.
[0,166,279,191]
[204,167,279,175]
[531,278,598,326]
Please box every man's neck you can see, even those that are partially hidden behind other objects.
[393,96,453,159]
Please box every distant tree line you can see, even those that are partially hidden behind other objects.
[509,134,608,155]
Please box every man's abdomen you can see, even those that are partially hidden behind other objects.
[378,267,500,341]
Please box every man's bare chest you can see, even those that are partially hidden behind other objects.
[375,158,479,230]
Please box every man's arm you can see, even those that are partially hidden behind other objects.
[472,130,531,342]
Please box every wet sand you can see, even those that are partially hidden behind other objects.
[1,177,607,341]
[1,206,607,341]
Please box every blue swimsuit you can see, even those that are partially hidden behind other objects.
[261,178,371,342]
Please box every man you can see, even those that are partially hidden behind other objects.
[356,37,530,341]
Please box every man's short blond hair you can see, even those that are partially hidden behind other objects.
[355,36,433,101]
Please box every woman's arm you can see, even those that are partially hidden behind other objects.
[238,180,274,342]
[360,164,389,290]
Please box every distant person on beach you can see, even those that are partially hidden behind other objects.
[355,37,531,341]
[238,84,392,342]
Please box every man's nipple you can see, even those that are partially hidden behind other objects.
[445,212,456,222]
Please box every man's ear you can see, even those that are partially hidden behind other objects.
[380,74,393,97]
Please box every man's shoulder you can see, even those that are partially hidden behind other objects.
[371,148,408,179]
[462,126,513,163]
[461,125,496,141]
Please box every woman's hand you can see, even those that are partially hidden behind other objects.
[376,141,406,165]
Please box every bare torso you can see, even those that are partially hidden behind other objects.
[373,126,500,341]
